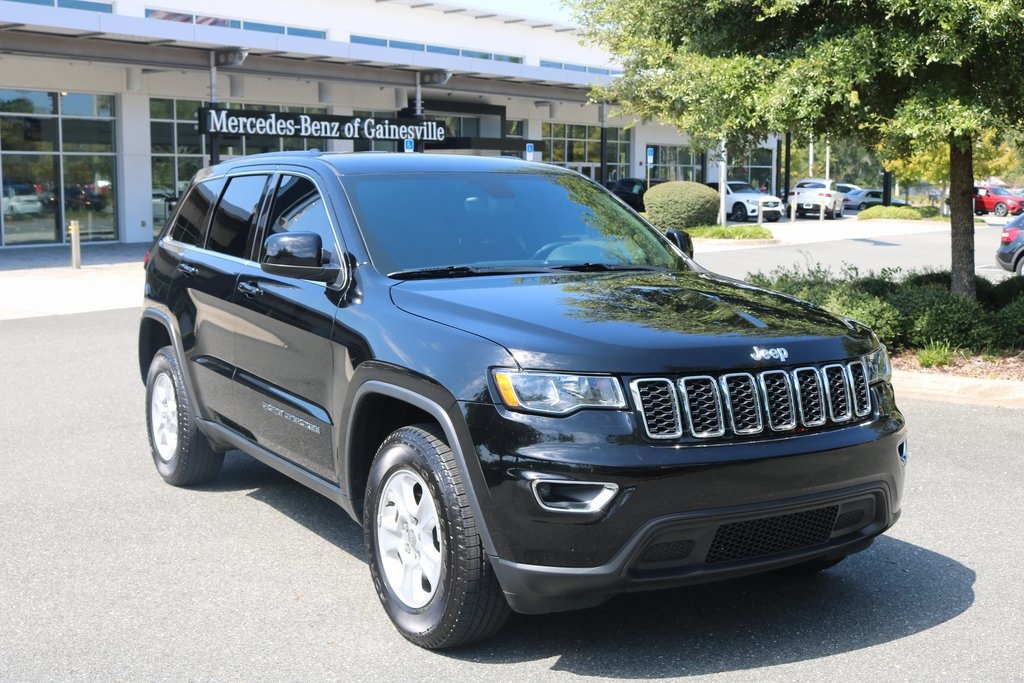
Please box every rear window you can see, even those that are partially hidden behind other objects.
[168,178,224,246]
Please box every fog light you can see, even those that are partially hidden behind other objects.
[531,480,619,514]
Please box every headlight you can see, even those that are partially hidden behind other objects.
[864,345,891,384]
[492,370,626,415]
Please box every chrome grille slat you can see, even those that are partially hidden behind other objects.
[823,364,852,422]
[721,373,763,435]
[629,379,682,439]
[633,359,874,441]
[759,370,796,431]
[847,361,871,417]
[679,376,725,438]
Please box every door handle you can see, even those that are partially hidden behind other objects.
[237,281,263,298]
[177,262,198,277]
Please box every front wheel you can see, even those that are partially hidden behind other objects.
[995,202,1009,217]
[145,346,223,486]
[364,425,510,649]
[730,203,748,222]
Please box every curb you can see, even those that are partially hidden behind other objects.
[891,370,1024,409]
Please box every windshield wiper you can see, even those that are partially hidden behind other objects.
[547,263,667,273]
[390,265,554,280]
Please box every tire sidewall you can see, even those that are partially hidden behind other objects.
[364,437,454,641]
[145,349,183,480]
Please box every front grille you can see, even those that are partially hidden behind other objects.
[631,360,873,440]
[705,505,839,564]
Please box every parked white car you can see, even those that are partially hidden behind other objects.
[788,178,845,219]
[2,181,43,217]
[707,181,785,222]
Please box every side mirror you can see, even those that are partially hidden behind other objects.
[665,229,694,259]
[261,232,340,282]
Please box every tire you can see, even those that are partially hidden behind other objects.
[364,425,510,649]
[1016,254,1024,276]
[730,203,748,222]
[994,202,1008,217]
[858,202,867,211]
[776,555,846,575]
[145,346,223,486]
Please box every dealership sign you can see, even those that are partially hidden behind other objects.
[198,108,447,142]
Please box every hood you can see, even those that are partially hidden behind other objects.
[390,270,875,374]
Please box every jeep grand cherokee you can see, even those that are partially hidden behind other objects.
[139,152,907,649]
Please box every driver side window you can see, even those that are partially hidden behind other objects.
[262,174,340,265]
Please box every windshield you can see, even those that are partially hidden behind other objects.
[728,182,758,193]
[342,170,690,276]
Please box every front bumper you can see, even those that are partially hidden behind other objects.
[460,386,906,614]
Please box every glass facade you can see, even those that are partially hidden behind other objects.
[728,147,776,193]
[149,99,327,235]
[0,89,117,246]
[541,122,630,181]
[648,145,704,182]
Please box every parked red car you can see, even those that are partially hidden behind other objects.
[973,185,1024,217]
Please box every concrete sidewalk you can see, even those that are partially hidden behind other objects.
[0,229,1020,409]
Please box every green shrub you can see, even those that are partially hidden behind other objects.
[644,181,720,230]
[991,297,1024,350]
[747,262,835,305]
[902,270,999,310]
[857,205,923,220]
[685,224,773,239]
[888,285,994,351]
[916,206,941,218]
[822,287,905,349]
[991,276,1024,310]
[917,340,957,367]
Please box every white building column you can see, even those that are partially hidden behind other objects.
[118,92,153,243]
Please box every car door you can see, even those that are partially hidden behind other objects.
[229,171,345,480]
[160,175,247,421]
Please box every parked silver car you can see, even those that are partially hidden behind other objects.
[843,189,908,211]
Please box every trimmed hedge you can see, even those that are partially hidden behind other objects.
[749,264,1024,352]
[857,205,923,220]
[644,181,719,230]
[685,224,773,239]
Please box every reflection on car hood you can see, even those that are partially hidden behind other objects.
[390,270,873,374]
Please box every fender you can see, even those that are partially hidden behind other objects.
[343,373,501,560]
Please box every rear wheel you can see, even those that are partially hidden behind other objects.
[1015,253,1024,276]
[145,346,223,486]
[364,425,509,649]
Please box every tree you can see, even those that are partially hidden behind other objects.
[571,0,1024,298]
[888,131,1019,194]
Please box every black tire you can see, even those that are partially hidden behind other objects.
[858,202,868,211]
[364,425,510,649]
[1015,254,1024,276]
[145,346,223,486]
[776,555,846,575]
[995,202,1009,217]
[730,203,748,222]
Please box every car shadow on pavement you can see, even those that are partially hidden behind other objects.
[195,450,366,557]
[192,452,974,674]
[450,537,974,675]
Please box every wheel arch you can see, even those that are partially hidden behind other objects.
[343,377,500,559]
[138,308,178,383]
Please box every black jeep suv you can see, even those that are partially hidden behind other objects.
[139,152,907,649]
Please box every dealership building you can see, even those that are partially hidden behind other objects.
[0,0,780,248]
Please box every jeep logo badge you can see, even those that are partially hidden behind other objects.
[750,346,789,362]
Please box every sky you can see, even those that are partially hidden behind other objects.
[461,0,575,24]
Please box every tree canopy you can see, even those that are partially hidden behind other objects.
[571,0,1024,297]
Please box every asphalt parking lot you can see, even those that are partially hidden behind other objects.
[0,308,1021,681]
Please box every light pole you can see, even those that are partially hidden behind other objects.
[208,47,248,165]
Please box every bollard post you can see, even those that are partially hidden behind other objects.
[69,220,81,269]
[819,201,825,221]
[790,199,796,222]
[757,197,764,226]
